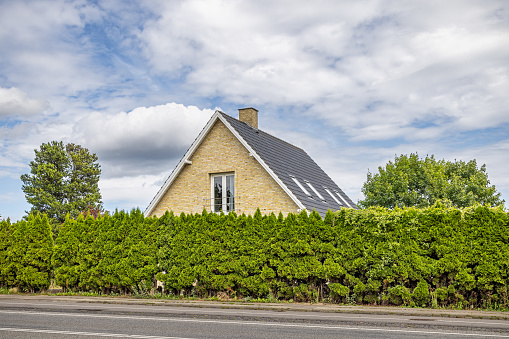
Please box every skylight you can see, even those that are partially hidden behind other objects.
[290,176,312,197]
[324,187,343,206]
[334,190,350,207]
[305,181,326,202]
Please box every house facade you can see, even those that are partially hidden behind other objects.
[144,108,357,218]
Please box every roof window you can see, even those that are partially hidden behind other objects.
[290,176,312,198]
[334,190,350,207]
[324,187,343,206]
[305,181,326,202]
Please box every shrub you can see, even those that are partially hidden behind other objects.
[413,281,430,307]
[388,285,412,306]
[329,283,349,302]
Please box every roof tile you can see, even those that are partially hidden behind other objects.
[219,112,357,217]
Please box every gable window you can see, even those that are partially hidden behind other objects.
[211,173,235,212]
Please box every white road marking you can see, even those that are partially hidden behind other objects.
[1,310,509,337]
[0,327,193,339]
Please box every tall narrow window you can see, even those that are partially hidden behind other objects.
[211,173,235,212]
[213,176,223,212]
[226,174,235,212]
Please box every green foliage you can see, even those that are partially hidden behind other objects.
[52,214,97,291]
[413,281,430,307]
[329,283,350,302]
[388,285,412,306]
[359,153,504,209]
[21,141,102,224]
[150,204,509,308]
[0,219,14,288]
[91,209,158,294]
[52,209,158,294]
[3,203,509,310]
[436,287,447,305]
[1,215,53,292]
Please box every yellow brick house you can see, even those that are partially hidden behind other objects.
[144,108,357,218]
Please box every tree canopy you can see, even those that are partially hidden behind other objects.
[359,153,504,209]
[21,141,102,223]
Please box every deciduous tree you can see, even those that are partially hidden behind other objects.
[359,153,504,209]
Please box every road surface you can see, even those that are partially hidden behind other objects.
[1,295,509,338]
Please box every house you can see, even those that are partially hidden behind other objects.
[144,108,357,218]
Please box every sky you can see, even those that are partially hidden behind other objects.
[1,0,508,220]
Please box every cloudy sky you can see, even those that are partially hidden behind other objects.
[1,0,508,220]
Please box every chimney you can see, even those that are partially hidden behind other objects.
[238,107,258,129]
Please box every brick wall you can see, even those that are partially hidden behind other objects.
[150,120,300,217]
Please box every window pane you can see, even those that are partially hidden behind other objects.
[226,175,234,211]
[306,181,325,201]
[214,176,222,212]
[335,191,350,207]
[325,187,343,206]
[290,176,311,197]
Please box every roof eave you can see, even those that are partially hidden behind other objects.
[144,110,307,217]
[143,111,222,217]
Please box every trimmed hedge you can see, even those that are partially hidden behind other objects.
[1,204,508,308]
[0,214,53,292]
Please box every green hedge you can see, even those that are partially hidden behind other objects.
[1,204,508,308]
[0,214,53,292]
[52,209,159,294]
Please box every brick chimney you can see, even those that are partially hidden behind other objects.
[238,107,258,129]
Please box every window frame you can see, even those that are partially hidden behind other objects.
[305,180,326,202]
[290,175,312,198]
[324,187,344,207]
[210,172,235,213]
[334,190,350,207]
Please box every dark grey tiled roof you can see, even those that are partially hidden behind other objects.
[220,112,357,217]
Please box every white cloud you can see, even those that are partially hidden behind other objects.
[73,103,215,177]
[0,1,103,95]
[0,152,27,171]
[0,87,50,117]
[139,0,376,104]
[139,0,509,143]
[99,173,168,212]
[0,0,156,117]
[1,101,216,216]
[1,0,508,218]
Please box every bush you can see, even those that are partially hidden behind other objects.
[329,283,349,302]
[2,204,508,309]
[413,281,430,307]
[435,287,447,305]
[388,285,412,306]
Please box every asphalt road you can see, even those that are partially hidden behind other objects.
[1,295,509,338]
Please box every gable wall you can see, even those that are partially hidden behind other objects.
[149,120,300,217]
